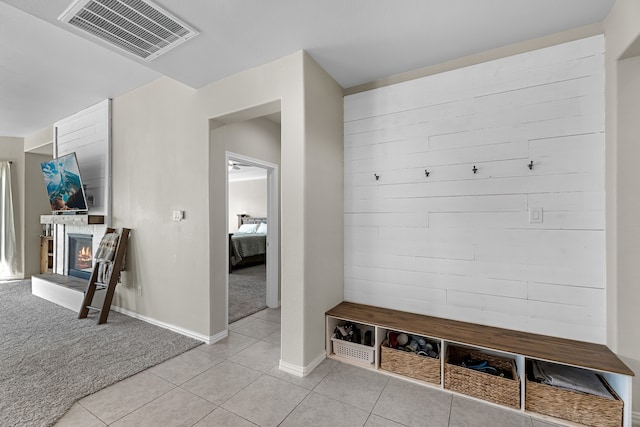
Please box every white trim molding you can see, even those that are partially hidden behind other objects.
[112,305,227,345]
[279,352,326,378]
[225,151,280,323]
[632,411,640,426]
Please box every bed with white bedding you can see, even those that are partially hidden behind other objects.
[229,217,267,272]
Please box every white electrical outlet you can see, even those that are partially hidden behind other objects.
[529,206,543,223]
[137,286,142,296]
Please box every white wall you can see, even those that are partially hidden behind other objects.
[55,100,111,218]
[344,36,605,343]
[111,77,209,335]
[53,100,110,276]
[24,129,53,277]
[24,152,52,277]
[229,178,268,232]
[616,54,640,419]
[111,52,343,371]
[216,117,279,233]
[302,53,345,368]
[24,126,53,154]
[206,52,344,370]
[604,0,640,414]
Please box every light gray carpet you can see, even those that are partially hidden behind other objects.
[229,264,267,323]
[0,280,201,427]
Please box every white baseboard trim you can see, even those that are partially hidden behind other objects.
[112,305,227,345]
[207,329,229,345]
[279,352,326,378]
[632,411,640,425]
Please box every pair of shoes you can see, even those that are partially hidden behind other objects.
[475,366,499,375]
[463,359,487,369]
[386,331,399,348]
[463,359,500,375]
[407,339,419,352]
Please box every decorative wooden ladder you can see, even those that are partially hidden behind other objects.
[78,227,130,324]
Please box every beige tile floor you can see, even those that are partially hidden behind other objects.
[55,308,567,427]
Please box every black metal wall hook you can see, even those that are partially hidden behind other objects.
[472,165,478,174]
[374,173,380,181]
[424,169,430,177]
[528,160,534,170]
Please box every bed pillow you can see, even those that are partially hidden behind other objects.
[256,223,267,234]
[237,223,258,233]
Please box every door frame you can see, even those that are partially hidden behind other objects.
[225,151,279,322]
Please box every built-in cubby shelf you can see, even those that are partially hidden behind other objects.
[39,236,54,274]
[326,301,634,427]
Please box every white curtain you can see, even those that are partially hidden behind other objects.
[0,161,18,279]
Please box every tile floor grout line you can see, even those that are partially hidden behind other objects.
[447,394,453,427]
[82,373,176,427]
[217,370,269,413]
[108,380,182,424]
[147,365,187,387]
[188,404,218,427]
[367,371,391,420]
[77,400,109,426]
[178,357,266,407]
[227,405,262,427]
[308,359,338,392]
[227,347,280,373]
[174,360,224,389]
[223,372,307,427]
[231,321,281,340]
[277,389,313,426]
[366,412,412,427]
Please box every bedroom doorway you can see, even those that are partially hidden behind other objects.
[226,152,279,325]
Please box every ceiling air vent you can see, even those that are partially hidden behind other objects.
[59,0,198,61]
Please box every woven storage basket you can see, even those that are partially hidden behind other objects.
[444,345,520,409]
[331,336,375,364]
[526,374,623,427]
[380,340,441,385]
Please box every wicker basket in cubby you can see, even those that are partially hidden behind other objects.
[525,369,623,427]
[380,339,441,385]
[444,345,520,409]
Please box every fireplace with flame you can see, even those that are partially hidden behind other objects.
[68,233,93,280]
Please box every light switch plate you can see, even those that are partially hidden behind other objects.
[172,210,184,221]
[529,206,543,223]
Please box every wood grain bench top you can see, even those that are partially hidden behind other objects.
[327,301,634,376]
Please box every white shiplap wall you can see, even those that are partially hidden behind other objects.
[55,99,111,218]
[343,36,605,343]
[53,99,111,274]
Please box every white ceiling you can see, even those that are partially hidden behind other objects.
[229,164,267,183]
[1,0,615,138]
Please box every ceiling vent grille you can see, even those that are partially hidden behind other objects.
[59,0,198,61]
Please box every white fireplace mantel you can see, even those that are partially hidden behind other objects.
[40,214,105,226]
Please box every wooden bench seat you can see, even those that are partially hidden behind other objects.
[327,301,633,376]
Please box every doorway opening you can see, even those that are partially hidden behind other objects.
[226,151,279,326]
